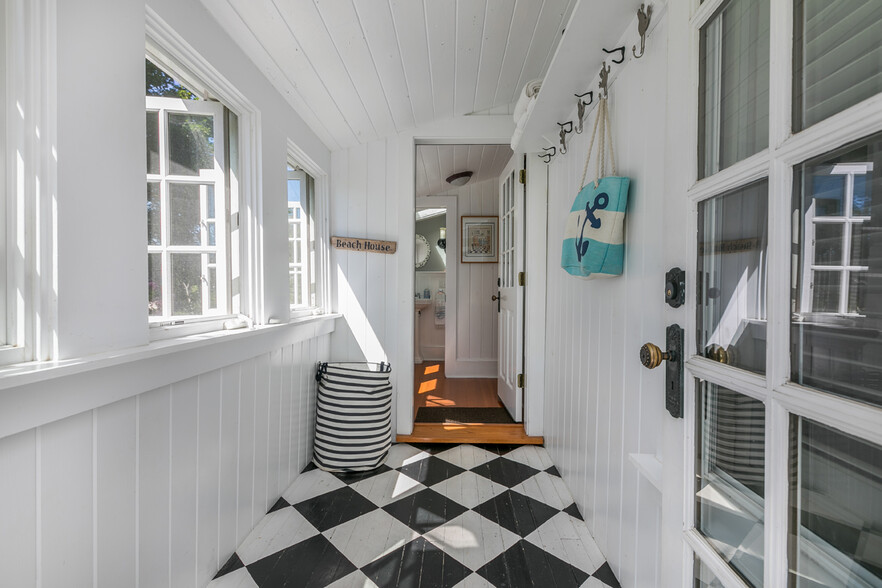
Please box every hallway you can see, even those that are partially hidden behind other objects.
[209,443,620,588]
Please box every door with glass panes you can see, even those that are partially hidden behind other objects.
[686,0,882,587]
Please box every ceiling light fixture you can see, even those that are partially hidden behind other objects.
[445,171,473,187]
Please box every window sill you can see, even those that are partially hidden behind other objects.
[0,313,341,439]
[0,345,27,368]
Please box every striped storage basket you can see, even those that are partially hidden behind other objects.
[313,362,393,472]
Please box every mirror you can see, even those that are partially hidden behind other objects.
[415,234,430,268]
[415,208,447,272]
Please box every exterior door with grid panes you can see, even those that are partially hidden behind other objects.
[688,0,882,587]
[497,154,524,422]
[146,96,228,321]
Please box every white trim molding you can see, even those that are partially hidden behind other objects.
[2,0,58,365]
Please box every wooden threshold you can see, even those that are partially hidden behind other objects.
[396,423,543,445]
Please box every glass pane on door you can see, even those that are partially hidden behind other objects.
[698,181,769,374]
[696,382,765,586]
[793,0,882,131]
[789,417,882,586]
[694,558,726,588]
[792,132,882,407]
[699,0,770,178]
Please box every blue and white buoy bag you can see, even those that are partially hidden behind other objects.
[561,176,630,277]
[560,97,630,279]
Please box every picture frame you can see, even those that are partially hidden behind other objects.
[461,216,498,263]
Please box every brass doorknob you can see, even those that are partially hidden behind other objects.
[491,295,499,301]
[706,344,732,365]
[640,342,676,369]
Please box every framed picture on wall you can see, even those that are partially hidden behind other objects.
[461,216,498,263]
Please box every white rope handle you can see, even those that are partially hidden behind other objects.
[579,98,618,189]
[579,98,603,189]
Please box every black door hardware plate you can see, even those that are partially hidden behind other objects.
[665,324,684,418]
[665,267,685,308]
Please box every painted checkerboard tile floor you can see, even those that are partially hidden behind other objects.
[209,443,621,588]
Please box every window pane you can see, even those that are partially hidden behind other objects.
[792,133,882,407]
[813,224,843,265]
[208,264,217,310]
[146,111,160,175]
[148,253,162,316]
[694,558,726,588]
[170,253,203,316]
[698,181,768,373]
[699,0,770,178]
[169,183,214,246]
[168,113,214,176]
[793,0,882,131]
[810,271,841,313]
[696,382,765,586]
[789,418,882,586]
[147,182,161,246]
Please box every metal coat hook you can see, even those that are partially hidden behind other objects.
[558,121,573,154]
[575,91,593,133]
[599,62,611,98]
[602,46,625,64]
[538,146,556,164]
[632,4,652,58]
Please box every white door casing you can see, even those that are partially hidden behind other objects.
[497,154,525,422]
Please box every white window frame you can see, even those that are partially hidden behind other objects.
[286,167,310,311]
[146,8,263,339]
[684,0,882,586]
[0,0,57,366]
[146,95,230,324]
[286,138,330,320]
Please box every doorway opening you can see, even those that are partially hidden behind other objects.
[408,143,538,442]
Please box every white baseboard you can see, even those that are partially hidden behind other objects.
[446,359,497,379]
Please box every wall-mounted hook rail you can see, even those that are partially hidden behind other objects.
[632,4,652,58]
[575,91,593,133]
[602,46,625,64]
[598,62,611,98]
[557,121,573,154]
[538,146,556,164]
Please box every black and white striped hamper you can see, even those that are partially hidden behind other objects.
[313,362,393,472]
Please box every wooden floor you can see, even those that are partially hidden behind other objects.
[412,361,503,416]
[405,361,544,445]
[397,423,543,445]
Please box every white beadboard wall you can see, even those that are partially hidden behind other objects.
[329,138,400,368]
[0,332,330,588]
[542,13,670,588]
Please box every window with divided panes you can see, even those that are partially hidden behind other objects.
[146,58,236,324]
[287,165,316,310]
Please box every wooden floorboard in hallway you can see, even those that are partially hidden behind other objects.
[413,361,503,417]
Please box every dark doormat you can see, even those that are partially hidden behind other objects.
[415,407,515,424]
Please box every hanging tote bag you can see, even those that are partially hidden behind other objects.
[313,362,393,472]
[561,97,630,278]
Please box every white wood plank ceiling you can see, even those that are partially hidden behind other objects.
[415,144,512,197]
[207,0,577,150]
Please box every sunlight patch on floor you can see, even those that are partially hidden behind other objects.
[418,379,437,394]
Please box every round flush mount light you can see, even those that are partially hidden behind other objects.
[445,171,473,187]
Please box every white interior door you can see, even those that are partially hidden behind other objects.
[497,154,525,421]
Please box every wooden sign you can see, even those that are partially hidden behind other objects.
[331,236,397,254]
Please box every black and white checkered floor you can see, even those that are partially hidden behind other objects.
[209,443,621,588]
